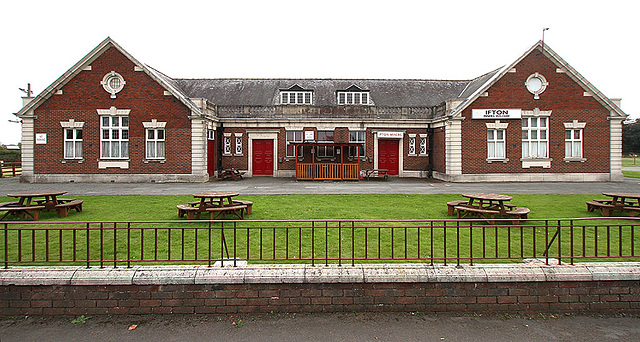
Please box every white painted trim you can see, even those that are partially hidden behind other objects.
[60,119,85,128]
[445,120,462,175]
[96,106,131,116]
[191,117,207,176]
[247,131,279,177]
[563,120,586,129]
[610,119,624,181]
[98,161,129,169]
[433,172,613,183]
[142,119,167,129]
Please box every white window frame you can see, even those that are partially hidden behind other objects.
[145,128,165,160]
[408,134,416,156]
[522,117,548,159]
[100,115,129,159]
[64,128,83,159]
[419,135,427,156]
[235,133,243,155]
[348,131,365,158]
[281,91,313,105]
[564,120,586,161]
[316,130,334,158]
[223,134,232,155]
[486,121,508,162]
[337,91,370,105]
[286,130,304,157]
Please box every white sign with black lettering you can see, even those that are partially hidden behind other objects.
[35,133,47,144]
[472,109,522,119]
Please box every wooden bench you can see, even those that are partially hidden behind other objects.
[455,205,500,224]
[0,205,46,221]
[586,200,614,216]
[177,204,203,220]
[503,207,531,224]
[207,204,247,220]
[219,169,245,181]
[447,200,469,215]
[362,169,389,180]
[55,199,83,218]
[623,206,640,217]
[232,200,253,215]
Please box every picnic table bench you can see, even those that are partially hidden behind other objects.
[362,169,388,180]
[207,204,247,220]
[0,204,46,221]
[219,168,245,181]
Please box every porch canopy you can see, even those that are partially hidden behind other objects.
[293,142,361,180]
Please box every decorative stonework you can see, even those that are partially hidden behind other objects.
[525,73,548,99]
[101,71,126,98]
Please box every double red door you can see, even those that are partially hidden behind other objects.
[252,139,273,175]
[378,140,399,175]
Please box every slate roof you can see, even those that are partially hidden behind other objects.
[172,78,476,107]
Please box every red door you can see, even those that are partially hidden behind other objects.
[378,140,399,175]
[207,136,216,177]
[253,139,274,175]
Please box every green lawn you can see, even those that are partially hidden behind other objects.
[1,194,639,265]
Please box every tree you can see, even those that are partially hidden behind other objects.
[623,120,640,156]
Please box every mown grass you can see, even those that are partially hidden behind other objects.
[1,194,639,265]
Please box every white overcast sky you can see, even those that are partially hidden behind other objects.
[1,0,637,146]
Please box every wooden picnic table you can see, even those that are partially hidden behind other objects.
[587,192,640,217]
[454,193,529,224]
[219,169,245,181]
[1,190,82,220]
[461,193,513,214]
[177,191,246,220]
[362,169,389,180]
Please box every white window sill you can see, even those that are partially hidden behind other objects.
[144,159,166,164]
[486,158,509,163]
[98,160,129,169]
[564,157,586,162]
[520,158,552,169]
[62,158,84,163]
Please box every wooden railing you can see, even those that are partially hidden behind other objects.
[0,162,21,178]
[297,163,360,180]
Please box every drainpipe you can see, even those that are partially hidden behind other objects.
[427,125,434,178]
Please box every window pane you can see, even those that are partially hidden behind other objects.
[574,143,581,157]
[339,93,345,104]
[147,142,155,158]
[282,93,288,104]
[122,130,129,140]
[148,130,154,139]
[522,131,528,139]
[565,130,571,139]
[297,93,303,104]
[522,119,528,128]
[76,141,82,158]
[488,142,495,158]
[346,93,353,104]
[565,142,571,157]
[540,142,547,158]
[540,118,547,127]
[112,117,119,127]
[102,142,110,158]
[531,131,537,139]
[574,130,580,139]
[531,119,537,128]
[522,142,529,158]
[76,130,82,139]
[111,142,120,157]
[122,117,129,127]
[540,131,546,139]
[362,93,368,104]
[487,130,494,140]
[497,130,503,140]
[121,142,129,158]
[496,142,504,158]
[66,129,73,140]
[65,141,73,159]
[112,130,119,139]
[354,93,360,104]
[102,117,109,127]
[158,141,165,158]
[158,130,164,139]
[305,93,311,104]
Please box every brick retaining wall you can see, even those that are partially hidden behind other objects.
[2,263,639,316]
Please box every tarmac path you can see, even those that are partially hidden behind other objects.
[3,176,640,196]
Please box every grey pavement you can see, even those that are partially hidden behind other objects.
[2,312,640,342]
[3,175,640,196]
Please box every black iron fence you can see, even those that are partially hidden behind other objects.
[2,218,639,268]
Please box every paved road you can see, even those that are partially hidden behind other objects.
[2,313,640,342]
[3,176,640,196]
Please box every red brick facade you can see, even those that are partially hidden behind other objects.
[32,47,193,176]
[461,51,611,174]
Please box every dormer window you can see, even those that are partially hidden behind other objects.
[280,85,313,105]
[337,85,371,105]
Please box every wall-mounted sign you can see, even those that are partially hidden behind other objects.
[304,130,315,141]
[35,133,47,144]
[472,109,522,119]
[378,131,403,139]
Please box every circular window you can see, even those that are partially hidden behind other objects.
[525,73,548,99]
[101,71,126,98]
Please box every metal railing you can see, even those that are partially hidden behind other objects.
[296,163,360,180]
[0,162,21,178]
[2,218,639,268]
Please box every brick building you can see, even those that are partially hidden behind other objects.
[15,38,626,182]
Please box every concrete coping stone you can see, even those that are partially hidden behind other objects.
[1,263,639,286]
